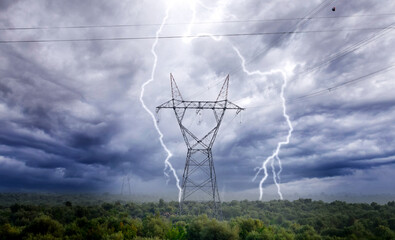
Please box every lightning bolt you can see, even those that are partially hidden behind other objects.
[139,0,226,202]
[145,0,233,202]
[142,0,293,202]
[139,0,182,201]
[183,0,223,43]
[233,47,293,200]
[139,0,225,203]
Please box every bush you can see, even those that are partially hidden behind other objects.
[187,215,237,240]
[0,223,21,240]
[142,214,169,238]
[235,218,264,240]
[22,215,63,238]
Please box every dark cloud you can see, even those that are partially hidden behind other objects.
[0,0,17,12]
[0,0,394,198]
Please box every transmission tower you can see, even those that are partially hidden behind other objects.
[121,175,132,196]
[156,74,244,218]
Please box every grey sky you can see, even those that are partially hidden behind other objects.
[0,0,394,200]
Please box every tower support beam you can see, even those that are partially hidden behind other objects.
[157,74,244,218]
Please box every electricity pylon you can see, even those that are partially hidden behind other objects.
[121,175,131,196]
[156,74,244,218]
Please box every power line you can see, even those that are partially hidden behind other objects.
[1,13,394,31]
[232,0,337,74]
[186,20,394,101]
[245,63,395,108]
[185,0,337,99]
[0,27,392,44]
[300,21,395,75]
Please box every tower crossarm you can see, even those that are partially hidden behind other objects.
[156,100,244,111]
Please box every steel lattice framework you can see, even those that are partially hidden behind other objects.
[121,175,131,196]
[156,74,244,218]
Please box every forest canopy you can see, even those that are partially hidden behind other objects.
[0,193,394,239]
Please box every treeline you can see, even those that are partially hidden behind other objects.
[0,198,394,239]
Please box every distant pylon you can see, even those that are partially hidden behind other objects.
[121,175,132,195]
[156,74,244,218]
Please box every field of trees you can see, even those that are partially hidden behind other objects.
[0,193,394,239]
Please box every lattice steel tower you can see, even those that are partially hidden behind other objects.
[121,175,131,196]
[156,74,244,218]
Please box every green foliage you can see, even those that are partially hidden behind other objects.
[375,225,395,240]
[232,218,264,239]
[292,224,321,240]
[0,194,395,239]
[245,231,269,240]
[22,215,64,238]
[0,223,21,240]
[142,214,169,238]
[186,215,238,240]
[165,225,187,240]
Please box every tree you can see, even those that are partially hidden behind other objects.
[0,223,21,240]
[142,214,169,238]
[187,215,237,240]
[375,225,395,240]
[22,215,64,238]
[235,218,264,240]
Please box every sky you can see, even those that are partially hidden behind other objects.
[0,0,394,201]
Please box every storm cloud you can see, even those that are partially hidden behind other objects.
[0,0,394,200]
